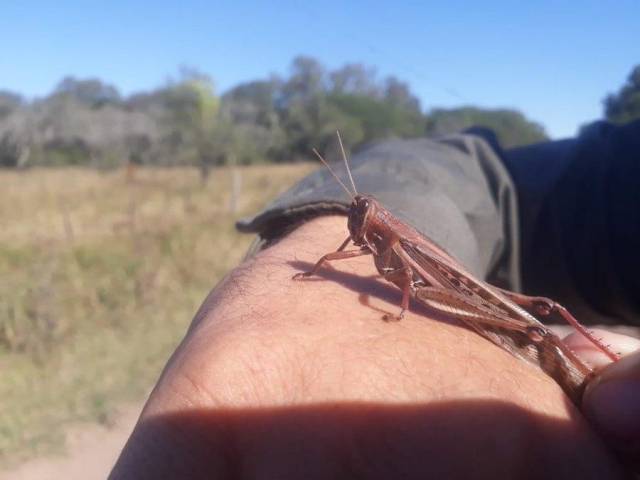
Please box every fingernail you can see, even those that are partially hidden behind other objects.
[563,329,640,369]
[583,351,640,442]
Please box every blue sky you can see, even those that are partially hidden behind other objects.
[1,0,637,138]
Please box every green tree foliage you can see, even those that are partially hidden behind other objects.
[162,71,220,167]
[604,65,640,124]
[329,63,380,97]
[52,77,121,107]
[328,93,423,140]
[425,107,548,148]
[383,76,421,113]
[275,56,425,159]
[222,78,286,163]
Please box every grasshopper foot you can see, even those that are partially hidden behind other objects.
[383,309,405,322]
[292,272,313,280]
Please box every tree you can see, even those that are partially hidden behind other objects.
[279,56,326,106]
[1,55,558,168]
[425,107,548,148]
[329,63,379,97]
[383,76,421,113]
[0,132,23,167]
[276,57,427,160]
[222,78,286,163]
[0,96,31,167]
[0,90,24,120]
[328,93,423,141]
[276,57,329,159]
[223,78,282,132]
[52,77,121,107]
[604,65,640,124]
[162,71,222,178]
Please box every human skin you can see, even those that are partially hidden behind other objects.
[110,216,637,479]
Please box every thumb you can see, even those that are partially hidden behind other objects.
[583,346,640,469]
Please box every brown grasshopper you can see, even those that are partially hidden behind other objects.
[293,132,620,405]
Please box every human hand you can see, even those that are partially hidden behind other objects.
[563,330,640,470]
[110,216,631,479]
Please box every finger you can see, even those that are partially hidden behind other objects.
[561,329,640,368]
[582,349,640,470]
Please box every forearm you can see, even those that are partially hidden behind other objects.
[110,216,625,479]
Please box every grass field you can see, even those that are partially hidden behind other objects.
[0,164,315,466]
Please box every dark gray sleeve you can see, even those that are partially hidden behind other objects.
[237,133,522,291]
[504,119,640,329]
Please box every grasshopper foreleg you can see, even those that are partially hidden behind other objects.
[293,237,372,280]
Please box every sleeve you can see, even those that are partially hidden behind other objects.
[504,119,640,329]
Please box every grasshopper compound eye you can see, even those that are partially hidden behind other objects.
[357,199,369,212]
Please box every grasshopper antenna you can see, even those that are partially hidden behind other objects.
[312,148,354,201]
[336,130,358,195]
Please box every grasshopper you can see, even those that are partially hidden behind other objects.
[293,132,620,404]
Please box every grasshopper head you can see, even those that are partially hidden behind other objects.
[347,194,376,245]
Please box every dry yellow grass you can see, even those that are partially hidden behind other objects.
[0,163,315,466]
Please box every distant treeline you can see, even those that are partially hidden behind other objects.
[0,57,638,169]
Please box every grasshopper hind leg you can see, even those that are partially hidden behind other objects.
[495,289,620,361]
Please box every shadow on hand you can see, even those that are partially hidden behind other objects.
[288,260,459,327]
[288,259,397,303]
[110,399,626,480]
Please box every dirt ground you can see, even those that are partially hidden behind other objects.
[0,403,142,480]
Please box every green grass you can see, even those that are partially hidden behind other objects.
[0,164,314,466]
